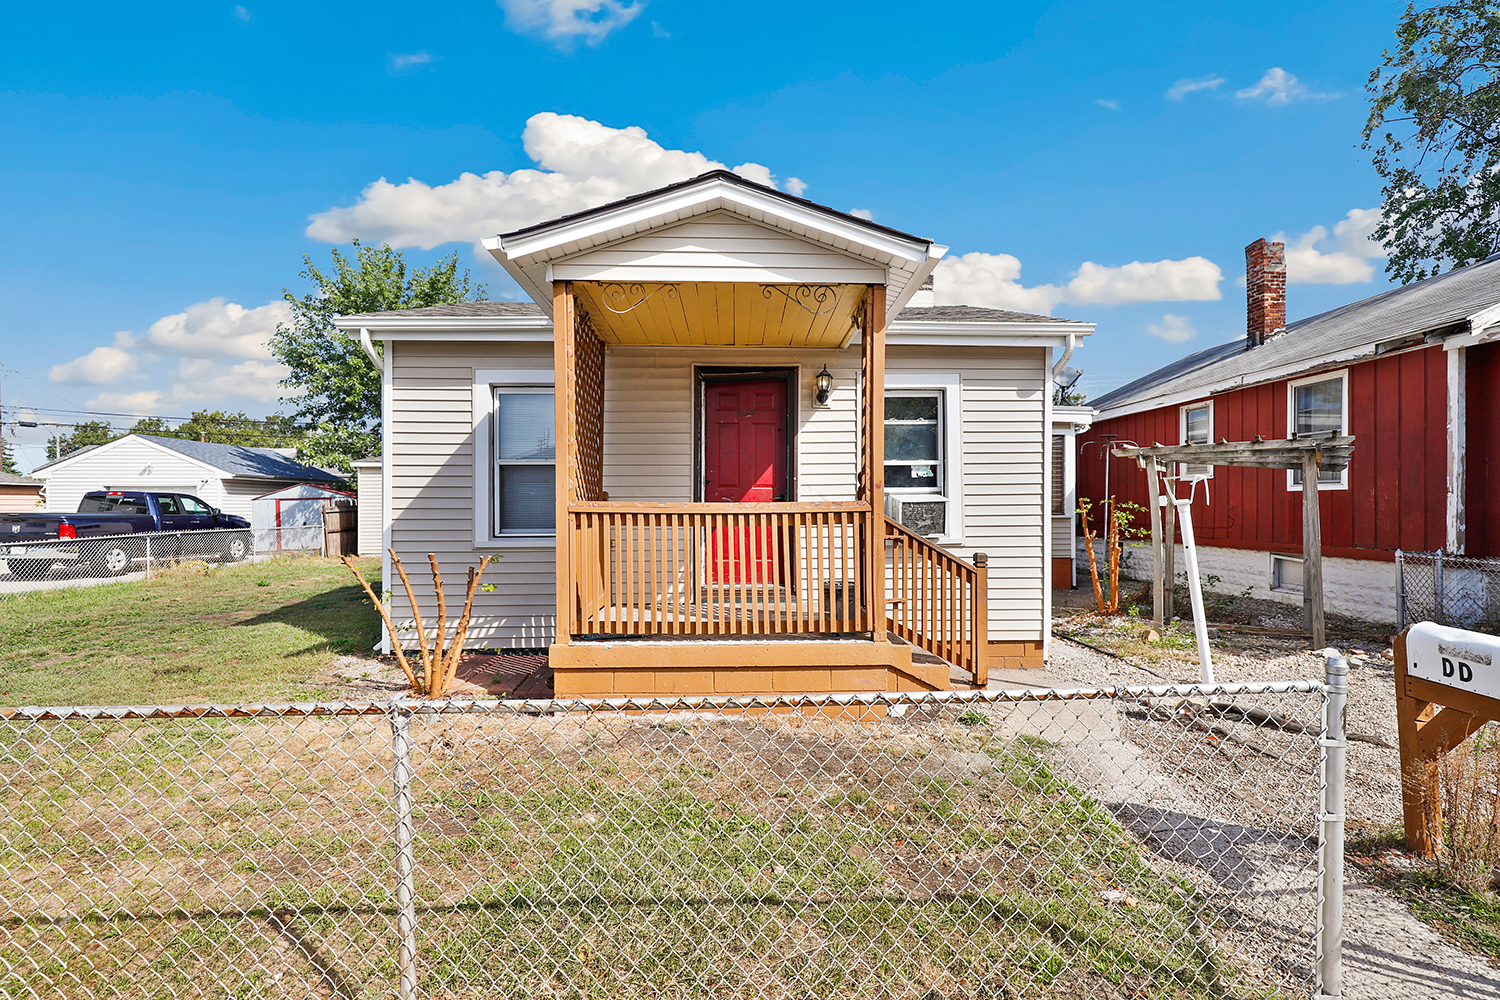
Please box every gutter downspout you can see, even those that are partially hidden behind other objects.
[360,327,383,371]
[1050,331,1077,380]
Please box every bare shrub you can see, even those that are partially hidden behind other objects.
[342,550,493,697]
[1433,725,1500,893]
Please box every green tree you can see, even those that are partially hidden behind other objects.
[270,240,485,474]
[45,420,120,461]
[1364,1,1500,282]
[127,416,175,437]
[1,437,19,475]
[1053,385,1087,407]
[171,411,304,448]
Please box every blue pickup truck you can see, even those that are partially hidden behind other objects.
[0,490,253,577]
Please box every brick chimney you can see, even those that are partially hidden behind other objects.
[1245,238,1286,348]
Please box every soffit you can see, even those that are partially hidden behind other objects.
[574,281,865,349]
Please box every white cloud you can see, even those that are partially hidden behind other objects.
[651,19,669,38]
[785,177,808,197]
[51,297,293,419]
[307,112,794,250]
[849,208,874,221]
[1235,67,1332,105]
[1096,99,1120,111]
[84,390,165,414]
[231,5,251,24]
[934,252,1224,316]
[388,51,436,75]
[1273,207,1386,284]
[1066,257,1223,305]
[49,335,139,385]
[145,298,291,360]
[1165,75,1225,100]
[499,0,644,48]
[1147,314,1197,344]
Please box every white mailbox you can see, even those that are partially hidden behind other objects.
[1406,621,1500,702]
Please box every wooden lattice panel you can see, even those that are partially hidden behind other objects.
[574,305,606,503]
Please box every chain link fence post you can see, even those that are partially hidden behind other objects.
[1395,548,1405,631]
[389,701,419,1000]
[1435,548,1446,626]
[1316,654,1348,999]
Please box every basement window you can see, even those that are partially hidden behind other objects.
[1270,554,1303,594]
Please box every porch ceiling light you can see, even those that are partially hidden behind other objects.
[815,365,833,406]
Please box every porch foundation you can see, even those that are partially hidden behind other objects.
[549,639,948,698]
[989,640,1044,671]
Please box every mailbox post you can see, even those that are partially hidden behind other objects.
[1395,622,1500,856]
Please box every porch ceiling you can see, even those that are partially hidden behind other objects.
[574,281,866,348]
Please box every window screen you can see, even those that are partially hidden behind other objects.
[1291,377,1343,484]
[884,391,943,491]
[1051,436,1066,515]
[1180,404,1212,479]
[494,388,556,534]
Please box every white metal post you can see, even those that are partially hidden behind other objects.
[1173,498,1214,684]
[389,704,419,999]
[1317,654,1348,999]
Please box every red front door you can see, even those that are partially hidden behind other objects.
[704,379,788,583]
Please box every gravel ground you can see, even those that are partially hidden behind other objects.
[1041,606,1500,999]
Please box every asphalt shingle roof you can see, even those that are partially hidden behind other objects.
[342,301,1078,325]
[0,471,42,487]
[341,300,544,320]
[1090,253,1500,413]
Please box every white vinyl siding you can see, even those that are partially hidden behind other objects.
[385,339,1051,649]
[889,346,1047,642]
[602,346,860,502]
[549,211,888,285]
[390,340,556,645]
[353,461,382,557]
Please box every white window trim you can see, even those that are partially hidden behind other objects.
[884,373,963,544]
[1178,400,1214,480]
[1285,369,1350,491]
[473,368,556,548]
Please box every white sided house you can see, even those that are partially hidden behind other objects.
[31,434,345,524]
[335,170,1093,697]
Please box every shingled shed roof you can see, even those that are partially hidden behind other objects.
[1092,253,1500,415]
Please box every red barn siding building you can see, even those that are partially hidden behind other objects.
[1077,240,1500,625]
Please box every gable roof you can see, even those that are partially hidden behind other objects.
[485,169,946,324]
[1091,253,1500,416]
[0,471,43,488]
[30,434,344,484]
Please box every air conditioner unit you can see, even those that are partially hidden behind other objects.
[885,494,947,538]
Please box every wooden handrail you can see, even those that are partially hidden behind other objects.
[883,518,988,686]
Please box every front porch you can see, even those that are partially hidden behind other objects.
[547,279,988,696]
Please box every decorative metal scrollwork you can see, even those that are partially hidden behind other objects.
[598,282,679,314]
[761,284,840,316]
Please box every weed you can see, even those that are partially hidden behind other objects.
[958,708,989,727]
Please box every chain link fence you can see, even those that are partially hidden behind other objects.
[1396,549,1500,633]
[0,682,1341,999]
[0,528,257,596]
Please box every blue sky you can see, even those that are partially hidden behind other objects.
[0,0,1410,471]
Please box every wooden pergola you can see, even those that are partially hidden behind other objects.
[1113,434,1355,649]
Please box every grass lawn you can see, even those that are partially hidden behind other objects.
[0,555,383,707]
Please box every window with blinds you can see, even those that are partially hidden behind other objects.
[493,387,556,535]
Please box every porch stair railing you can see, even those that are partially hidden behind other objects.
[884,518,989,686]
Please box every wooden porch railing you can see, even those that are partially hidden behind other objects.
[567,502,873,636]
[884,518,989,686]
